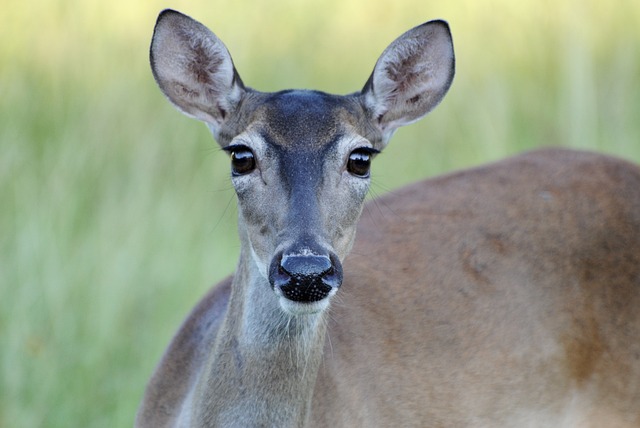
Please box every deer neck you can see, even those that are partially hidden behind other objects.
[194,245,328,427]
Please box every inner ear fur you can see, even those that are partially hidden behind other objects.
[150,10,245,134]
[361,20,455,143]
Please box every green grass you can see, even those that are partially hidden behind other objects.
[1,0,639,426]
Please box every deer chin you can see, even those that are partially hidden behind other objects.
[277,293,334,316]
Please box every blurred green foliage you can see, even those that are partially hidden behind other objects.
[1,0,639,426]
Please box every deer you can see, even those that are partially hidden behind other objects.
[136,9,640,427]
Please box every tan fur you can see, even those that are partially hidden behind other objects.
[309,148,640,426]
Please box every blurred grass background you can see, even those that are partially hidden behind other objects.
[1,0,639,426]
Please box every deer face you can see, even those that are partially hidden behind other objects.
[219,90,380,313]
[149,10,454,314]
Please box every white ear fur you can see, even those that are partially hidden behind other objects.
[362,20,455,144]
[150,10,245,138]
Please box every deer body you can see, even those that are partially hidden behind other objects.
[137,10,640,427]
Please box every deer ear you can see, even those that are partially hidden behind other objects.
[361,20,455,144]
[150,10,245,138]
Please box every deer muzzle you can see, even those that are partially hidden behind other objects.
[269,250,343,303]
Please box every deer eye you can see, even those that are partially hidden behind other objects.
[347,148,377,178]
[228,146,256,176]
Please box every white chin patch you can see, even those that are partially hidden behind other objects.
[278,296,331,315]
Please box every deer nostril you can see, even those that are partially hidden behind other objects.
[269,252,343,303]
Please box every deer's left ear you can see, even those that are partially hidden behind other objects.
[361,20,455,144]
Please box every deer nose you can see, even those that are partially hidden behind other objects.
[269,251,343,303]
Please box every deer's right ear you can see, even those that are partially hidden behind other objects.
[361,20,455,145]
[150,10,245,138]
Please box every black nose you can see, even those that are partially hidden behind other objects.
[269,251,343,303]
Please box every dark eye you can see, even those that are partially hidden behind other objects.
[229,147,256,176]
[347,148,376,178]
